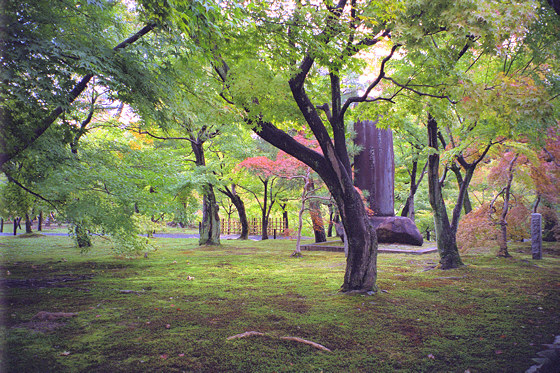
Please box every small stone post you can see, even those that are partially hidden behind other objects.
[531,213,543,260]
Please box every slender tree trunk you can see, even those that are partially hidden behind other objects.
[292,182,308,257]
[427,114,463,269]
[496,154,518,258]
[327,203,334,237]
[0,218,3,233]
[261,178,270,240]
[13,217,19,235]
[307,179,327,243]
[281,203,289,231]
[451,164,473,214]
[400,160,417,220]
[38,211,43,231]
[401,160,427,221]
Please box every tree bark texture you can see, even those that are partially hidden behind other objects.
[191,139,220,246]
[427,114,463,269]
[199,185,221,246]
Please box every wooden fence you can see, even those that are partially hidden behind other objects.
[221,218,287,236]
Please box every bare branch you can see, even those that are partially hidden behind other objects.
[341,43,401,117]
[383,77,457,104]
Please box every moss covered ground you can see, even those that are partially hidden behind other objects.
[0,234,558,372]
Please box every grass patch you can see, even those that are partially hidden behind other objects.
[1,235,559,372]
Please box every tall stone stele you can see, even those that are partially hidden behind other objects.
[353,120,423,246]
[531,213,543,260]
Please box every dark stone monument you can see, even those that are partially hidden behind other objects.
[531,213,543,260]
[354,120,423,246]
[354,120,395,216]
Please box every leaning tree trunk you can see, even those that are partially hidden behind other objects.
[219,185,249,240]
[232,193,249,240]
[427,114,463,269]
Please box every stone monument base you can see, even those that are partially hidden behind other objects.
[369,216,424,246]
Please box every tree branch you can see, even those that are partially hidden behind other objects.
[0,23,157,168]
[383,77,457,104]
[340,44,400,117]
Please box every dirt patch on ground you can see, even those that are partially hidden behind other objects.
[12,320,67,333]
[2,274,94,288]
[270,293,310,314]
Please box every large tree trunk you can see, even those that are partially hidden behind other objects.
[199,185,221,245]
[191,139,220,246]
[191,138,220,246]
[427,114,463,269]
[337,185,378,293]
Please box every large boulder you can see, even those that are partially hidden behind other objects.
[335,217,424,246]
[369,216,423,246]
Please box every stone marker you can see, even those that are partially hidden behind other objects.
[354,120,395,216]
[531,213,543,260]
[353,120,423,246]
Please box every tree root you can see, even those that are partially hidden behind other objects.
[226,331,331,352]
[279,336,332,352]
[226,331,265,340]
